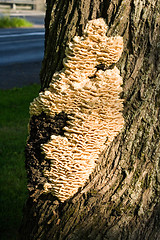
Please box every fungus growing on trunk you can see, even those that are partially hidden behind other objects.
[29,18,124,202]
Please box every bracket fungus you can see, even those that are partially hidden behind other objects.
[29,18,124,202]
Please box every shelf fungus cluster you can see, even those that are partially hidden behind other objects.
[30,18,124,202]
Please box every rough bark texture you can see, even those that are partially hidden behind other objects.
[19,0,160,239]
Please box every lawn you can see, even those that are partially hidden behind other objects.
[0,16,33,28]
[0,84,40,240]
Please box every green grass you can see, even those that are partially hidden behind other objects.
[0,84,40,240]
[0,16,33,28]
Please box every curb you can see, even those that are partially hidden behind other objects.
[0,9,45,16]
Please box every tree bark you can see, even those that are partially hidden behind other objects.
[19,0,160,239]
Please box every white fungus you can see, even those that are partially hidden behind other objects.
[29,18,124,202]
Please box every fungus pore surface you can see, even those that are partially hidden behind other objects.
[29,18,124,202]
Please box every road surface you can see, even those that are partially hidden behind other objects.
[0,27,45,89]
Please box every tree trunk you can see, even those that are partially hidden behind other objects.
[19,0,160,239]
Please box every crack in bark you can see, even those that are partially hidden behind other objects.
[128,0,134,54]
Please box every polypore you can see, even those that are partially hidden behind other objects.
[29,18,124,202]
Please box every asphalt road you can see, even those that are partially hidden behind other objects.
[0,27,45,89]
